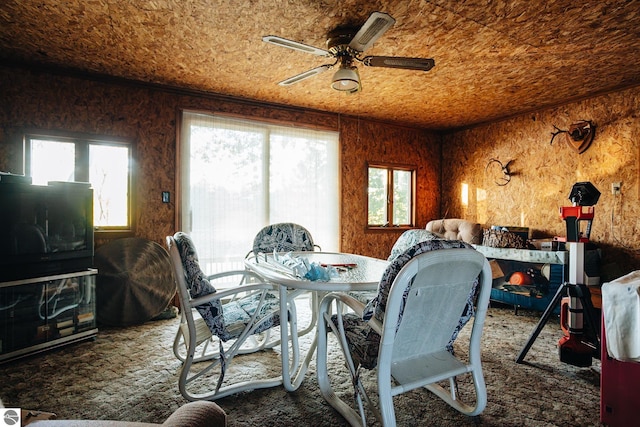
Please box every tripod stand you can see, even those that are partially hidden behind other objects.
[516,281,600,364]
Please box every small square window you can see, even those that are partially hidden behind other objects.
[367,164,416,228]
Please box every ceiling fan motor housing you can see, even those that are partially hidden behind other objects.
[327,27,360,58]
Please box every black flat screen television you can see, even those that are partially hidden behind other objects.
[0,181,94,282]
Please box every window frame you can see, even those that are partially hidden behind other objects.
[178,110,340,271]
[23,130,135,237]
[367,162,417,230]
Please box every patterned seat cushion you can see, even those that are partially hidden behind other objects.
[331,313,381,369]
[174,232,280,342]
[222,292,280,338]
[345,290,378,305]
[252,223,316,255]
[333,240,478,370]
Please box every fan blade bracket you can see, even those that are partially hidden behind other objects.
[362,56,435,71]
[348,11,396,52]
[278,64,333,86]
[262,35,330,57]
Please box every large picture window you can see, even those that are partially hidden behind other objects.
[25,132,133,234]
[180,111,340,272]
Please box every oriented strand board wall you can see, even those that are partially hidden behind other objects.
[0,65,439,257]
[1,67,180,247]
[339,117,441,258]
[441,86,640,277]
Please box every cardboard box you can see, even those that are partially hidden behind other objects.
[530,239,557,251]
[584,273,600,286]
[489,259,505,279]
[489,259,506,288]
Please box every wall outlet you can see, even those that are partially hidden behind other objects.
[611,182,621,195]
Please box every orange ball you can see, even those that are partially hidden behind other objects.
[509,271,533,285]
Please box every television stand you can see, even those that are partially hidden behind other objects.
[0,269,98,364]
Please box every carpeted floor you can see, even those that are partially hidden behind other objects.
[0,302,601,426]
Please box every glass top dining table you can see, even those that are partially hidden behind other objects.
[245,251,389,291]
[244,251,389,391]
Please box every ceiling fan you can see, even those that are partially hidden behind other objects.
[262,11,435,93]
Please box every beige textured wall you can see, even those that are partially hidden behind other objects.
[441,86,640,276]
[0,65,440,258]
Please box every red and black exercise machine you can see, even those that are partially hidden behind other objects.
[559,181,599,243]
[516,182,601,366]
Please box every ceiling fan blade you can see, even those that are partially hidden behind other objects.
[278,64,332,86]
[348,11,395,52]
[362,56,435,71]
[262,35,330,57]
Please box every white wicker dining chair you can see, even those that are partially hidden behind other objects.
[246,222,321,258]
[316,240,492,426]
[347,228,442,305]
[246,222,321,336]
[166,232,298,401]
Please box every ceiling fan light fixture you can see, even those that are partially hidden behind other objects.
[331,66,360,92]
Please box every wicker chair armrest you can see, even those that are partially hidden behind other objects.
[189,283,275,307]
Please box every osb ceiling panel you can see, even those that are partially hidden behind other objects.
[1,0,639,130]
